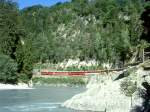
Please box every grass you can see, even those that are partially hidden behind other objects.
[59,65,100,71]
[34,63,101,71]
[32,76,87,86]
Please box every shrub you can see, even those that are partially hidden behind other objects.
[32,76,86,86]
[0,54,18,84]
[120,78,137,107]
[18,73,30,84]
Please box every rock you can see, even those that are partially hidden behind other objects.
[139,60,150,70]
[62,81,131,111]
[62,66,150,112]
[0,83,33,90]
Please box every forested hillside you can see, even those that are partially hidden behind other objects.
[0,0,149,84]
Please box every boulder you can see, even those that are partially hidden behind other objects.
[62,65,150,112]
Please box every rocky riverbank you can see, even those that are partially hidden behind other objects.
[62,61,150,112]
[0,83,33,90]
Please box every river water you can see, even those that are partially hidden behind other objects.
[0,86,85,112]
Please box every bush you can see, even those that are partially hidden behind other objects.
[120,77,137,107]
[0,54,18,84]
[120,78,137,97]
[18,73,30,84]
[32,76,86,86]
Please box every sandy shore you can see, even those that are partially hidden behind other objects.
[0,83,33,90]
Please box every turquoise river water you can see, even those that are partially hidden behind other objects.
[0,86,85,112]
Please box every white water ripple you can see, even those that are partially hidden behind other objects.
[3,102,62,112]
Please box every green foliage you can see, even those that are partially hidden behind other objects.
[120,77,137,107]
[18,73,30,84]
[0,0,33,83]
[32,76,86,85]
[60,65,99,71]
[0,54,18,84]
[20,0,144,65]
[0,0,24,59]
[15,39,34,78]
[120,78,137,97]
[0,0,147,84]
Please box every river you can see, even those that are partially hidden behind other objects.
[0,86,85,112]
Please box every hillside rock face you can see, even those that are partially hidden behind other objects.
[62,63,150,112]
